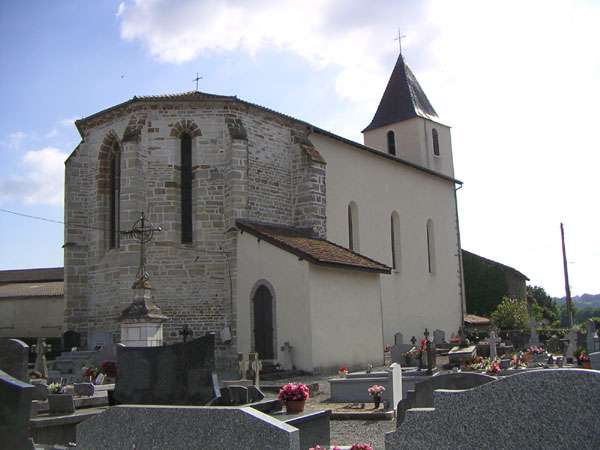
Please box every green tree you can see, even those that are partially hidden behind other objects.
[527,285,559,324]
[490,297,530,330]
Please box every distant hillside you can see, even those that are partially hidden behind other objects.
[556,293,600,307]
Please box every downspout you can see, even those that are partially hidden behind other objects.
[378,275,386,366]
[454,184,467,333]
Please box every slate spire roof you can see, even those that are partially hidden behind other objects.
[363,54,438,132]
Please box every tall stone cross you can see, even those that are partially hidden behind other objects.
[489,329,500,361]
[121,211,162,289]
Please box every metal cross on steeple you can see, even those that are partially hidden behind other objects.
[121,211,162,289]
[193,73,203,91]
[395,28,407,55]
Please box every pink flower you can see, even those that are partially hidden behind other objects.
[351,444,373,450]
[278,382,310,401]
[367,384,385,395]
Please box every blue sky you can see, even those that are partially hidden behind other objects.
[1,0,599,297]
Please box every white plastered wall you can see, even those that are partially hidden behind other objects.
[0,296,65,338]
[236,232,313,370]
[363,117,454,178]
[308,265,383,372]
[311,132,462,346]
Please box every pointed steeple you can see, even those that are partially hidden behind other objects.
[363,54,438,132]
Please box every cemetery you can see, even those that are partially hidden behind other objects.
[3,312,600,449]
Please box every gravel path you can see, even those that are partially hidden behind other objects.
[270,369,397,449]
[330,419,396,450]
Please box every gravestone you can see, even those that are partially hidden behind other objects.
[433,330,445,346]
[77,405,300,450]
[590,352,600,370]
[396,372,496,426]
[528,318,540,346]
[0,339,30,382]
[564,329,578,360]
[386,369,600,450]
[489,330,500,361]
[389,362,402,410]
[390,332,413,365]
[249,352,262,387]
[114,333,219,405]
[586,320,597,353]
[0,370,35,450]
[448,346,477,366]
[34,337,48,378]
[74,382,95,397]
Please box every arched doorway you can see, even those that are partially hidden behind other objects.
[252,285,275,359]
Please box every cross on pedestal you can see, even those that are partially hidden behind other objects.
[121,211,162,289]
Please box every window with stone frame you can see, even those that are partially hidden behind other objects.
[108,144,121,249]
[387,130,396,155]
[180,133,193,243]
[432,128,440,156]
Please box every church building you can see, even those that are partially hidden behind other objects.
[64,54,465,372]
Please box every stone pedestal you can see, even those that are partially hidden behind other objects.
[119,288,168,348]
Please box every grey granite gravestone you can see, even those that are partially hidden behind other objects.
[0,369,35,450]
[0,338,30,382]
[396,372,496,425]
[77,405,300,450]
[433,330,445,346]
[564,328,578,360]
[590,352,600,370]
[586,320,597,353]
[390,332,413,365]
[386,369,600,450]
[114,333,218,405]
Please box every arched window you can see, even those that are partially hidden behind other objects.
[432,129,440,156]
[181,133,193,243]
[109,144,121,249]
[426,219,435,274]
[391,212,401,271]
[348,201,359,251]
[387,130,396,156]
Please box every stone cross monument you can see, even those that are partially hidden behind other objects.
[118,212,168,347]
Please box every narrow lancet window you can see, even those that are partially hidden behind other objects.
[426,219,435,274]
[109,145,121,249]
[181,134,193,243]
[391,212,401,271]
[432,129,440,156]
[387,130,396,155]
[348,201,359,251]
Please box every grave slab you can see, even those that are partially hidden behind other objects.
[386,369,600,449]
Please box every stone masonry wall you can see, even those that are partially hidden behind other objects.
[64,99,326,367]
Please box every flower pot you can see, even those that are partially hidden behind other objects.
[583,361,592,369]
[47,394,75,414]
[285,400,305,414]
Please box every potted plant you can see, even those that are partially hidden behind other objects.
[338,366,349,378]
[278,382,310,414]
[486,359,501,375]
[47,382,75,414]
[367,384,385,409]
[578,351,591,369]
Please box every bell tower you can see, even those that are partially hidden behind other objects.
[363,54,454,178]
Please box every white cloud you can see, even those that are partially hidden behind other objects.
[116,0,600,296]
[116,0,418,104]
[0,147,68,205]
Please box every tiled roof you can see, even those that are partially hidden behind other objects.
[0,267,63,284]
[237,221,391,274]
[462,250,529,281]
[363,54,438,132]
[463,314,491,325]
[0,281,64,298]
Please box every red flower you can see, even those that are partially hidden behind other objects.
[277,383,310,401]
